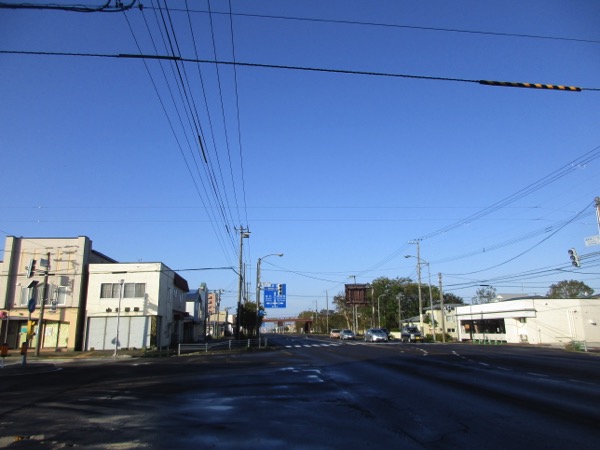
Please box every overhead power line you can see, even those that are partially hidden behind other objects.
[1,49,597,92]
[143,6,600,46]
[0,0,137,12]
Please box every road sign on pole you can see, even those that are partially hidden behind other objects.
[584,235,600,247]
[264,284,286,308]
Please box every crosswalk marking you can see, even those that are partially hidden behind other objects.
[284,341,346,349]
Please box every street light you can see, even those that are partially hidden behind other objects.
[396,293,403,330]
[113,279,124,358]
[424,261,436,342]
[255,253,283,339]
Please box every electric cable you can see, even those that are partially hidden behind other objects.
[141,6,600,46]
[0,0,137,12]
[3,50,598,91]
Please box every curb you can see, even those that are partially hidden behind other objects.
[0,362,59,376]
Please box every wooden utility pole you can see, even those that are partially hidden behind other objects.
[34,252,50,356]
[236,227,250,339]
[438,273,446,343]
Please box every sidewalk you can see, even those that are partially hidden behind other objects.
[0,349,147,376]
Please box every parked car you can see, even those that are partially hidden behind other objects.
[330,329,341,339]
[339,329,356,340]
[401,326,422,343]
[364,328,388,342]
[381,328,394,340]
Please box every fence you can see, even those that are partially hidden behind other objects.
[177,337,268,355]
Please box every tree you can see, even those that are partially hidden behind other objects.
[547,280,594,299]
[472,285,496,304]
[241,302,260,337]
[443,292,465,305]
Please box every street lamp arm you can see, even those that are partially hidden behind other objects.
[405,254,429,265]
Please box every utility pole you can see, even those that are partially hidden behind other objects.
[595,197,600,234]
[426,263,435,342]
[417,242,424,334]
[438,273,446,343]
[315,299,319,333]
[255,253,283,339]
[215,290,223,338]
[396,293,403,330]
[406,240,424,334]
[348,275,357,332]
[371,285,376,328]
[34,252,50,357]
[236,227,250,340]
[413,240,424,334]
[326,291,329,333]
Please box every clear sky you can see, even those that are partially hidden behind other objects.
[1,0,600,316]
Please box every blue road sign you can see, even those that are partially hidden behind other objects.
[264,283,286,308]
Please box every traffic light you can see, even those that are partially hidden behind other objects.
[277,284,283,295]
[568,248,580,267]
[26,320,36,338]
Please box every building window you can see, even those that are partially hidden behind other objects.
[21,284,46,306]
[100,283,121,298]
[20,287,30,306]
[37,283,48,306]
[56,286,67,305]
[124,283,145,298]
[100,283,145,299]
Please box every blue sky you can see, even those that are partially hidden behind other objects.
[1,0,600,316]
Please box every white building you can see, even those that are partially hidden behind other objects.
[85,262,191,351]
[455,296,600,347]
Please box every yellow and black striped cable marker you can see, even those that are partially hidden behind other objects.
[479,80,581,91]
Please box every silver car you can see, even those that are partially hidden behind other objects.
[339,329,355,340]
[364,328,388,342]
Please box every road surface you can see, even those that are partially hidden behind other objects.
[0,335,598,449]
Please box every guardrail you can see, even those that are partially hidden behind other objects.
[472,338,506,345]
[177,337,269,355]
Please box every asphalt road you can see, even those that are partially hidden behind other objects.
[0,335,599,449]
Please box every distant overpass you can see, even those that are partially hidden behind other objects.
[262,317,313,333]
[263,317,312,323]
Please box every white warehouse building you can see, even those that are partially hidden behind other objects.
[455,296,600,348]
[85,262,191,351]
